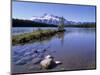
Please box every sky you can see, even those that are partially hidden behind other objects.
[12,1,96,22]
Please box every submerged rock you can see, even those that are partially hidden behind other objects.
[15,58,27,65]
[32,57,42,64]
[15,55,34,65]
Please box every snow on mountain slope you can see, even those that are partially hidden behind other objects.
[30,13,73,25]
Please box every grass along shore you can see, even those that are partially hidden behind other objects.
[12,29,65,45]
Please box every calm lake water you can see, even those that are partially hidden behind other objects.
[12,27,96,74]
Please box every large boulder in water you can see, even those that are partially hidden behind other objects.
[40,55,62,69]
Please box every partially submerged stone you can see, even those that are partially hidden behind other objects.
[40,55,62,69]
[40,57,54,69]
[55,61,62,64]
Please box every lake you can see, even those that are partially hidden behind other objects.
[11,27,96,74]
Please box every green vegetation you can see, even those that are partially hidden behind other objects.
[12,18,95,45]
[12,29,60,45]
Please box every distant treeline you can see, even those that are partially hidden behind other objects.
[12,19,96,28]
[12,19,57,27]
[65,23,96,28]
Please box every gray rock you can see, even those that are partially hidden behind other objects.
[40,57,54,69]
[40,55,61,69]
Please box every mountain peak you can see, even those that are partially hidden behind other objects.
[42,13,57,19]
[30,13,75,25]
[43,13,49,16]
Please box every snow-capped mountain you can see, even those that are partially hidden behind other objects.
[30,13,75,25]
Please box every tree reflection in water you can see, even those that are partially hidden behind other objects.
[57,32,65,47]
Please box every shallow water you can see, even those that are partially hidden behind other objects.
[12,27,96,74]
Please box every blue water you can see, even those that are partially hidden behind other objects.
[12,27,96,74]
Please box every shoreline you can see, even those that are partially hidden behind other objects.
[12,29,65,45]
